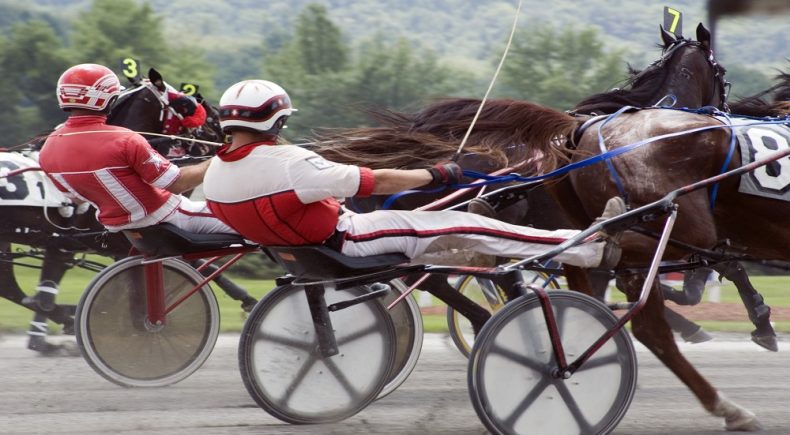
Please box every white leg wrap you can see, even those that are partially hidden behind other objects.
[712,392,762,431]
[35,285,59,295]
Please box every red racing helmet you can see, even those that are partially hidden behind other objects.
[56,64,121,111]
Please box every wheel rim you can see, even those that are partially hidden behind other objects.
[78,258,219,387]
[378,279,423,398]
[450,270,558,357]
[469,291,637,435]
[242,285,395,423]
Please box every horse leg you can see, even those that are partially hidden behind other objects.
[191,259,257,312]
[661,269,713,343]
[617,274,761,431]
[404,274,491,335]
[712,261,777,351]
[24,248,80,356]
[0,244,75,326]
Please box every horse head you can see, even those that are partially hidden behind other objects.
[573,23,729,115]
[107,68,169,134]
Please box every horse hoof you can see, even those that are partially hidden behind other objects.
[751,332,778,352]
[726,417,763,432]
[241,297,258,313]
[682,326,714,344]
[28,337,81,357]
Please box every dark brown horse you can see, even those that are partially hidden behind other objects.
[318,23,748,341]
[309,25,782,430]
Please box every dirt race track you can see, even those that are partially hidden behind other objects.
[1,332,789,435]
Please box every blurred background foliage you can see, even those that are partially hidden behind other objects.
[0,0,785,147]
[0,0,785,278]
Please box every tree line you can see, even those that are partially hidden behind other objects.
[0,0,776,148]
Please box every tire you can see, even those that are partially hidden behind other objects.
[239,284,396,424]
[468,290,637,435]
[76,256,219,387]
[448,269,559,357]
[377,279,423,398]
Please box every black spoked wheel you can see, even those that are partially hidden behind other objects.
[468,290,637,435]
[76,256,219,387]
[239,284,396,424]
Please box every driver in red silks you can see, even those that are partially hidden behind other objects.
[159,89,208,158]
[162,90,207,136]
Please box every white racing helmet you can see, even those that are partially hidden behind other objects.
[218,80,296,134]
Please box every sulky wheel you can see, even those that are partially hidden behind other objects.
[468,290,637,435]
[239,284,396,424]
[76,256,219,387]
[377,279,423,398]
[448,269,559,357]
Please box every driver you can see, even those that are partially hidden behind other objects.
[38,63,233,235]
[202,79,627,268]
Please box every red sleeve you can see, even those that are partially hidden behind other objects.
[356,167,376,197]
[126,134,180,187]
[181,102,206,128]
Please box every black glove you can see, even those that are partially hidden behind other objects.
[171,95,198,117]
[427,162,463,186]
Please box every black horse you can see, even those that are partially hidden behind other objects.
[0,69,253,355]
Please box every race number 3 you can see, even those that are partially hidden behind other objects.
[746,127,790,191]
[0,162,30,200]
[120,57,142,82]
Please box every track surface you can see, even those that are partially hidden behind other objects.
[0,332,788,434]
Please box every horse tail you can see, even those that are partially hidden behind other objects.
[311,98,582,172]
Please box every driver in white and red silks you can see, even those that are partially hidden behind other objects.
[202,80,627,269]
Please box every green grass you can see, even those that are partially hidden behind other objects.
[2,259,789,334]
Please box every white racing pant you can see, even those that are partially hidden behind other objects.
[336,210,604,268]
[161,196,237,234]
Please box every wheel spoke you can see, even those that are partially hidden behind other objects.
[256,331,313,352]
[276,340,320,405]
[489,342,546,373]
[553,379,594,433]
[576,352,621,371]
[501,377,551,429]
[335,322,380,347]
[322,356,365,402]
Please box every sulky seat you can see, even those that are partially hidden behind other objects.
[123,223,252,258]
[266,245,408,279]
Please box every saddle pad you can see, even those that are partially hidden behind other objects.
[731,117,790,200]
[0,151,71,207]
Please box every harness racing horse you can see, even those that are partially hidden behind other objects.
[310,24,784,430]
[318,23,775,348]
[0,69,253,356]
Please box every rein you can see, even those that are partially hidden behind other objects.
[451,0,523,162]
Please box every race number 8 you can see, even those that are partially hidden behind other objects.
[0,162,30,200]
[748,128,790,190]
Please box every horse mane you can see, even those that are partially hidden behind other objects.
[729,70,790,117]
[572,63,667,114]
[311,98,580,173]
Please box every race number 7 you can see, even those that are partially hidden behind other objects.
[663,6,682,36]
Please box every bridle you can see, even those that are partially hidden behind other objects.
[647,38,731,111]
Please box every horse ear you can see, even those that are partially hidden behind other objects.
[148,68,166,91]
[696,23,711,49]
[659,24,676,48]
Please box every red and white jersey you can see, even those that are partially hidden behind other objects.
[39,115,182,231]
[203,141,375,245]
[162,91,207,135]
